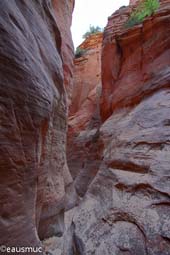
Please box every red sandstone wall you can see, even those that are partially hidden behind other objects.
[0,0,74,249]
[67,33,103,196]
[71,1,170,254]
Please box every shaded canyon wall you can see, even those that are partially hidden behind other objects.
[0,0,74,250]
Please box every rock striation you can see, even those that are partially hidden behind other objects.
[69,32,103,128]
[67,33,103,196]
[0,0,74,251]
[52,0,75,105]
[71,0,170,254]
[1,0,170,254]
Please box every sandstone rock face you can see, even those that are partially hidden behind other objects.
[0,0,74,250]
[52,0,75,105]
[130,0,139,5]
[72,1,170,254]
[1,0,170,254]
[69,33,103,127]
[67,33,103,196]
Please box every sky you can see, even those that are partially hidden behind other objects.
[71,0,129,48]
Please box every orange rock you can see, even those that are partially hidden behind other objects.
[67,33,103,195]
[72,1,170,254]
[101,0,170,121]
[69,32,103,131]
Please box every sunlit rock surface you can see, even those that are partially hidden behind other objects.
[69,33,103,129]
[67,33,103,197]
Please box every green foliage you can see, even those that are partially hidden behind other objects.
[125,0,160,28]
[82,25,103,39]
[75,47,87,58]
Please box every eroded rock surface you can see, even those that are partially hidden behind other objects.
[69,33,103,130]
[67,33,103,196]
[1,0,170,254]
[52,0,75,105]
[72,0,170,254]
[130,0,139,4]
[0,0,74,250]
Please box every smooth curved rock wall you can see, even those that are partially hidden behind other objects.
[0,0,74,250]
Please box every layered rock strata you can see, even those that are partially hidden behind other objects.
[0,0,74,251]
[1,0,170,254]
[52,0,75,105]
[71,1,170,254]
[67,33,103,196]
[69,33,103,129]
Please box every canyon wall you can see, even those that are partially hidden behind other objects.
[69,32,102,130]
[0,0,74,251]
[52,0,75,104]
[67,33,103,197]
[1,0,170,254]
[70,1,170,254]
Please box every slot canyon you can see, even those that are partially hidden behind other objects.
[0,0,170,254]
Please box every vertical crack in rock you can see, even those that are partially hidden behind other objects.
[115,36,123,79]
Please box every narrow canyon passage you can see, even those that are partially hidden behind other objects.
[0,0,170,255]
